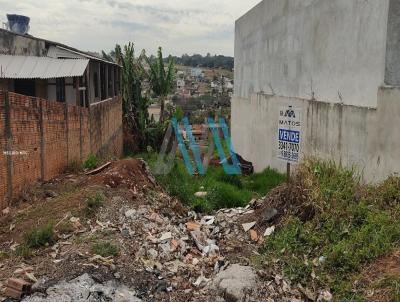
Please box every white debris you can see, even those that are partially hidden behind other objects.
[264,226,276,237]
[158,232,172,242]
[242,221,256,232]
[193,275,210,288]
[194,191,208,198]
[200,216,215,225]
[124,209,136,218]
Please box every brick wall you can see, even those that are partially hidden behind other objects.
[0,91,123,209]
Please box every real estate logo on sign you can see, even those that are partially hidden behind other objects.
[278,106,302,163]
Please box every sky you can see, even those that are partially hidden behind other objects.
[0,0,260,57]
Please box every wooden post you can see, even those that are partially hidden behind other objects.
[287,162,291,184]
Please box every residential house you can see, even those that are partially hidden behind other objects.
[0,16,123,209]
[0,27,120,106]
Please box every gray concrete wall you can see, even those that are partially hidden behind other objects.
[231,87,400,183]
[235,0,392,108]
[385,0,400,86]
[0,29,46,56]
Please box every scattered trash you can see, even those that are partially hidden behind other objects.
[0,159,314,301]
[264,226,275,237]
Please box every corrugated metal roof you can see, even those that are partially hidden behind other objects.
[0,55,89,79]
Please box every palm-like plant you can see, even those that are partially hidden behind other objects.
[115,43,149,145]
[146,47,175,123]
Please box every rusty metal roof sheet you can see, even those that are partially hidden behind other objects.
[0,55,89,79]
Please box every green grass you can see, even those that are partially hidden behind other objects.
[23,223,55,248]
[259,159,400,301]
[15,244,33,258]
[85,192,105,215]
[91,241,119,257]
[140,153,285,212]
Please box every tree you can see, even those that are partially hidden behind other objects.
[145,47,175,123]
[115,43,149,148]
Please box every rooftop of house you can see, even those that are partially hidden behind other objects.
[0,28,118,66]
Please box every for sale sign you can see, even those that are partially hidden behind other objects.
[277,106,302,163]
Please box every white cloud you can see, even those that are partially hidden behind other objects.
[0,0,261,56]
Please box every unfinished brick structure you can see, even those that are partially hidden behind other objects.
[0,90,123,209]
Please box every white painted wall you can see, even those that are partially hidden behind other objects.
[235,0,391,108]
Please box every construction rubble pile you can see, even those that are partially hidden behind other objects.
[0,159,332,301]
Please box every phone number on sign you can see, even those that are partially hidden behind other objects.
[278,141,299,152]
[279,150,299,161]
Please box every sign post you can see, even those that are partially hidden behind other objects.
[277,105,302,183]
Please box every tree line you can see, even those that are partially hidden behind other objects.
[165,53,234,70]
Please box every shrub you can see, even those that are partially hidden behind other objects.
[91,241,119,257]
[84,154,98,170]
[143,125,165,151]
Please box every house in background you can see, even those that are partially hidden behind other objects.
[0,15,120,107]
[0,15,123,209]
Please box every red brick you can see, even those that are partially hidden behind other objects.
[0,91,123,210]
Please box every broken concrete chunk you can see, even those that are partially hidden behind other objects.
[158,232,172,242]
[22,274,142,302]
[242,221,256,232]
[212,264,257,301]
[190,230,208,251]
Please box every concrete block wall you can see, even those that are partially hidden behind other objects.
[231,87,400,183]
[232,0,400,182]
[234,0,394,108]
[0,91,123,209]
